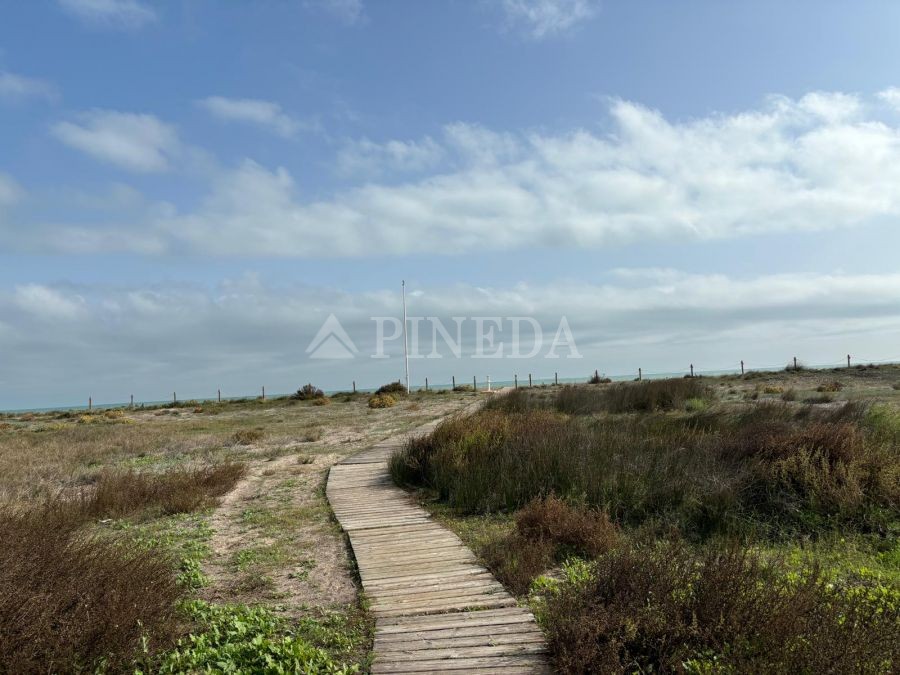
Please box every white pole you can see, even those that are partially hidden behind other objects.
[402,280,410,393]
[486,375,491,392]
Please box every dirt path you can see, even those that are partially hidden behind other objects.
[201,394,477,615]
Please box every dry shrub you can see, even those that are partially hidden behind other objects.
[231,428,264,445]
[311,397,330,406]
[764,385,783,394]
[516,496,618,558]
[781,388,798,401]
[36,463,246,528]
[368,394,396,409]
[541,542,899,674]
[817,380,845,393]
[0,513,181,672]
[481,497,618,594]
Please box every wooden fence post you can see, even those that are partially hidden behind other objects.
[638,368,642,381]
[452,375,456,390]
[555,372,558,385]
[847,354,851,368]
[528,373,532,387]
[514,374,518,389]
[741,360,744,375]
[262,386,265,401]
[473,375,477,392]
[794,356,798,370]
[690,364,694,378]
[218,389,221,403]
[173,392,177,405]
[425,377,429,392]
[352,381,357,393]
[130,394,134,408]
[88,397,92,411]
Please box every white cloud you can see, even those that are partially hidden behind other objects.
[337,136,444,177]
[878,87,900,111]
[0,71,58,103]
[500,0,599,39]
[15,89,900,257]
[13,284,84,321]
[198,96,317,138]
[51,110,180,172]
[58,0,157,29]
[2,271,900,408]
[305,0,365,24]
[0,174,23,206]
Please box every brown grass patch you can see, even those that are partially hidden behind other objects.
[231,428,264,445]
[0,513,182,673]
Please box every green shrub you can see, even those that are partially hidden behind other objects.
[293,384,325,401]
[375,382,406,395]
[390,403,898,537]
[536,543,899,674]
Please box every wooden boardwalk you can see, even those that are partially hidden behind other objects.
[327,416,551,674]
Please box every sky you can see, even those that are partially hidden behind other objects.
[3,0,900,408]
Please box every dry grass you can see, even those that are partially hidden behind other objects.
[0,513,182,672]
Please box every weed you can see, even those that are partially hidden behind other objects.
[781,388,798,401]
[231,428,264,445]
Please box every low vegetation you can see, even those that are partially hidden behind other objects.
[393,372,900,673]
[0,463,244,673]
[1,388,474,671]
[368,393,396,409]
[293,383,326,401]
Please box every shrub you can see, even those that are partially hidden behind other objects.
[391,403,898,537]
[452,384,473,392]
[231,428,264,445]
[538,543,899,674]
[817,381,845,393]
[48,463,247,524]
[781,388,798,401]
[368,394,396,409]
[0,513,181,672]
[375,381,407,395]
[480,497,618,595]
[311,397,330,406]
[764,385,784,394]
[892,382,900,391]
[804,393,834,404]
[587,370,611,385]
[293,383,325,401]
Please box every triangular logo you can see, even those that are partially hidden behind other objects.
[306,314,359,359]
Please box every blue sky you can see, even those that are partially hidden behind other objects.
[2,0,900,408]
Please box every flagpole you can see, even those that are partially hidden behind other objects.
[402,280,410,393]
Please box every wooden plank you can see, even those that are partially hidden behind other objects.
[376,632,546,653]
[371,654,550,673]
[376,623,545,643]
[376,645,547,663]
[377,608,536,629]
